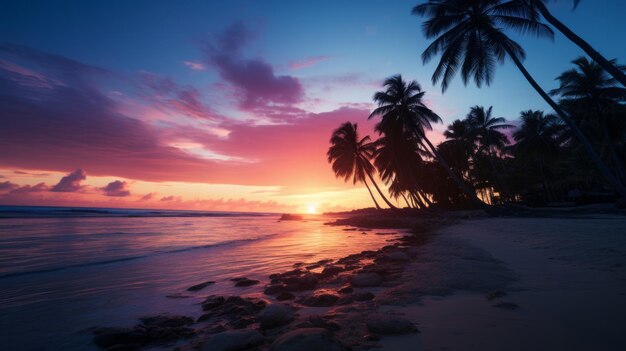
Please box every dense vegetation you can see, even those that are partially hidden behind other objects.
[328,0,626,209]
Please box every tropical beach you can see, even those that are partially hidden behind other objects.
[1,0,626,350]
[2,207,625,350]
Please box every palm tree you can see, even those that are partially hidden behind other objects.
[441,119,474,176]
[513,110,562,201]
[369,75,485,207]
[374,132,432,208]
[550,57,626,105]
[551,56,626,182]
[503,0,626,87]
[466,105,514,196]
[413,0,626,199]
[327,122,397,209]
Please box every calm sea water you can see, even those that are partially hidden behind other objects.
[0,206,401,350]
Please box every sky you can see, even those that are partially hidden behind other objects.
[0,0,625,213]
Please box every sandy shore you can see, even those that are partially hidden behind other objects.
[90,210,626,350]
[379,214,626,350]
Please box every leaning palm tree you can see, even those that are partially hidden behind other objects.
[369,75,485,207]
[413,0,626,199]
[327,122,397,209]
[374,132,433,208]
[501,0,626,87]
[466,105,514,196]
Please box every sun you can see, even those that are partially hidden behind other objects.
[306,204,318,214]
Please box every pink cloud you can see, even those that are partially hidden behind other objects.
[160,195,181,202]
[140,192,157,201]
[289,56,330,70]
[204,22,304,109]
[50,169,87,192]
[183,61,206,71]
[102,180,131,197]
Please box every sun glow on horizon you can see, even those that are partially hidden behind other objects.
[306,204,318,214]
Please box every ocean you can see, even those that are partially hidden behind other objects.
[0,206,401,350]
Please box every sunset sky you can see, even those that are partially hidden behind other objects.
[1,0,625,213]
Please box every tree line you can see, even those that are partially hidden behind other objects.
[327,0,626,209]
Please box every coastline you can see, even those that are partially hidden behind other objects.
[89,210,471,350]
[90,208,626,350]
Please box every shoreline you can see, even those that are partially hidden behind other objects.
[90,208,626,350]
[91,210,458,350]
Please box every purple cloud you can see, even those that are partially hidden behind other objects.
[0,181,19,192]
[9,182,49,194]
[102,180,130,197]
[205,22,304,109]
[50,169,86,192]
[138,71,220,121]
[0,46,229,183]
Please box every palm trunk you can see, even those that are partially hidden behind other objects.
[411,191,426,209]
[365,171,398,209]
[504,46,626,200]
[535,1,626,88]
[362,178,382,210]
[401,193,412,208]
[417,132,486,208]
[418,189,434,207]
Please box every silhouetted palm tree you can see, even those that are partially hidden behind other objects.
[551,57,626,105]
[441,119,474,176]
[327,122,397,209]
[467,105,513,196]
[413,0,626,199]
[503,0,626,87]
[369,75,485,206]
[513,110,561,201]
[551,57,626,182]
[374,133,432,208]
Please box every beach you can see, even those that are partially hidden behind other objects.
[2,207,626,350]
[379,214,626,350]
[177,209,626,350]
